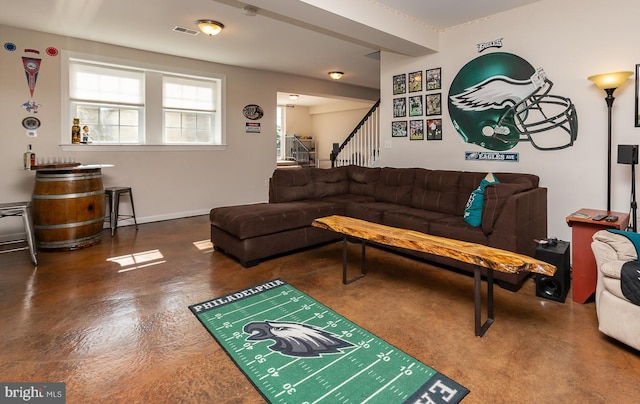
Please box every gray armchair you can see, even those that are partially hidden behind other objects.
[591,230,640,351]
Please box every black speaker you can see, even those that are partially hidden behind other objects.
[617,144,638,165]
[535,240,570,303]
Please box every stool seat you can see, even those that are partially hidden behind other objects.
[0,201,38,265]
[105,187,138,237]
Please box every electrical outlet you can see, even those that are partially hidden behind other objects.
[384,140,392,149]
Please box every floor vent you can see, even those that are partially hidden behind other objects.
[173,26,199,36]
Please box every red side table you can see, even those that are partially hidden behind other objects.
[566,208,629,303]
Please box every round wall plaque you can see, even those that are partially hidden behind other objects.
[243,104,264,120]
[22,116,41,130]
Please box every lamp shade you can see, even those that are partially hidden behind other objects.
[196,20,224,36]
[587,71,633,90]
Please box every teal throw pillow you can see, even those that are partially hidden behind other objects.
[464,173,499,227]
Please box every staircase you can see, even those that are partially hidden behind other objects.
[330,99,380,167]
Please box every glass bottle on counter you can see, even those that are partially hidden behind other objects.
[23,144,36,170]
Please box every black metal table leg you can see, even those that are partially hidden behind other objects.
[474,266,494,337]
[342,236,367,284]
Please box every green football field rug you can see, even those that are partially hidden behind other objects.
[189,279,469,403]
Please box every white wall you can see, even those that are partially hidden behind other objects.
[379,0,640,243]
[0,25,377,234]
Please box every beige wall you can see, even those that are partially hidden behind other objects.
[285,102,376,168]
[379,0,640,242]
[311,106,373,168]
[0,24,377,235]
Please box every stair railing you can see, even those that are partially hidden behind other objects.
[330,99,380,167]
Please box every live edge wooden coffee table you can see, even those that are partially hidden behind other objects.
[312,215,556,337]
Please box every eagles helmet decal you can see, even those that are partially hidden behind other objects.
[448,52,578,151]
[244,321,354,358]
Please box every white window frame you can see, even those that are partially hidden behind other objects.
[61,51,226,151]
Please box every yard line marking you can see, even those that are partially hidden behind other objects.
[361,362,416,403]
[312,358,382,403]
[273,337,375,398]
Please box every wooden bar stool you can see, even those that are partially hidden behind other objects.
[104,187,138,237]
[0,201,38,265]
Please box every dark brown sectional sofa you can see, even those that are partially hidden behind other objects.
[210,165,547,290]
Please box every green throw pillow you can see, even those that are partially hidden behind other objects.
[464,173,499,227]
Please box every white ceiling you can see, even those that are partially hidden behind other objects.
[0,0,540,106]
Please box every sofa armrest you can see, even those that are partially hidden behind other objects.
[592,230,638,278]
[487,187,547,256]
[481,180,536,235]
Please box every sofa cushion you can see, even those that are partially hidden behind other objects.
[344,202,404,224]
[312,166,350,198]
[374,167,417,206]
[383,208,450,234]
[269,168,315,202]
[464,173,499,227]
[348,165,380,196]
[411,170,461,215]
[320,194,376,204]
[210,201,343,240]
[429,216,489,246]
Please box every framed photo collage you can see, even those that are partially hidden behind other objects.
[392,67,442,141]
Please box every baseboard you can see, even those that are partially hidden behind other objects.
[105,208,209,227]
[1,209,211,242]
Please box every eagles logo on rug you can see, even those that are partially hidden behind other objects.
[448,52,578,151]
[190,279,469,403]
[244,321,354,357]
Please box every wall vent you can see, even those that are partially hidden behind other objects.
[173,26,199,36]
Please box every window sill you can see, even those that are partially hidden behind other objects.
[60,144,227,152]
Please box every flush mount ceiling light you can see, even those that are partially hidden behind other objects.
[289,94,299,100]
[196,19,224,36]
[328,71,344,80]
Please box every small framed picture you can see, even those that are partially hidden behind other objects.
[426,93,442,116]
[409,120,424,140]
[393,98,407,118]
[636,64,640,127]
[409,95,423,116]
[409,71,422,92]
[393,74,406,95]
[427,119,442,140]
[392,121,408,137]
[426,68,441,90]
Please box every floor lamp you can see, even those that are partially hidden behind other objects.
[587,71,633,212]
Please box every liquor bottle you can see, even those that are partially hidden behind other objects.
[72,118,81,144]
[24,144,35,170]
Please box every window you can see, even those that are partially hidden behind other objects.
[276,105,285,159]
[63,52,224,149]
[163,76,216,144]
[70,62,144,143]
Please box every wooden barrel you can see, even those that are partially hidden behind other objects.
[31,168,106,250]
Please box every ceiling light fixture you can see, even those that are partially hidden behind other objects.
[328,71,344,80]
[289,94,300,100]
[196,19,224,36]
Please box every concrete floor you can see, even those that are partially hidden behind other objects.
[1,215,639,403]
